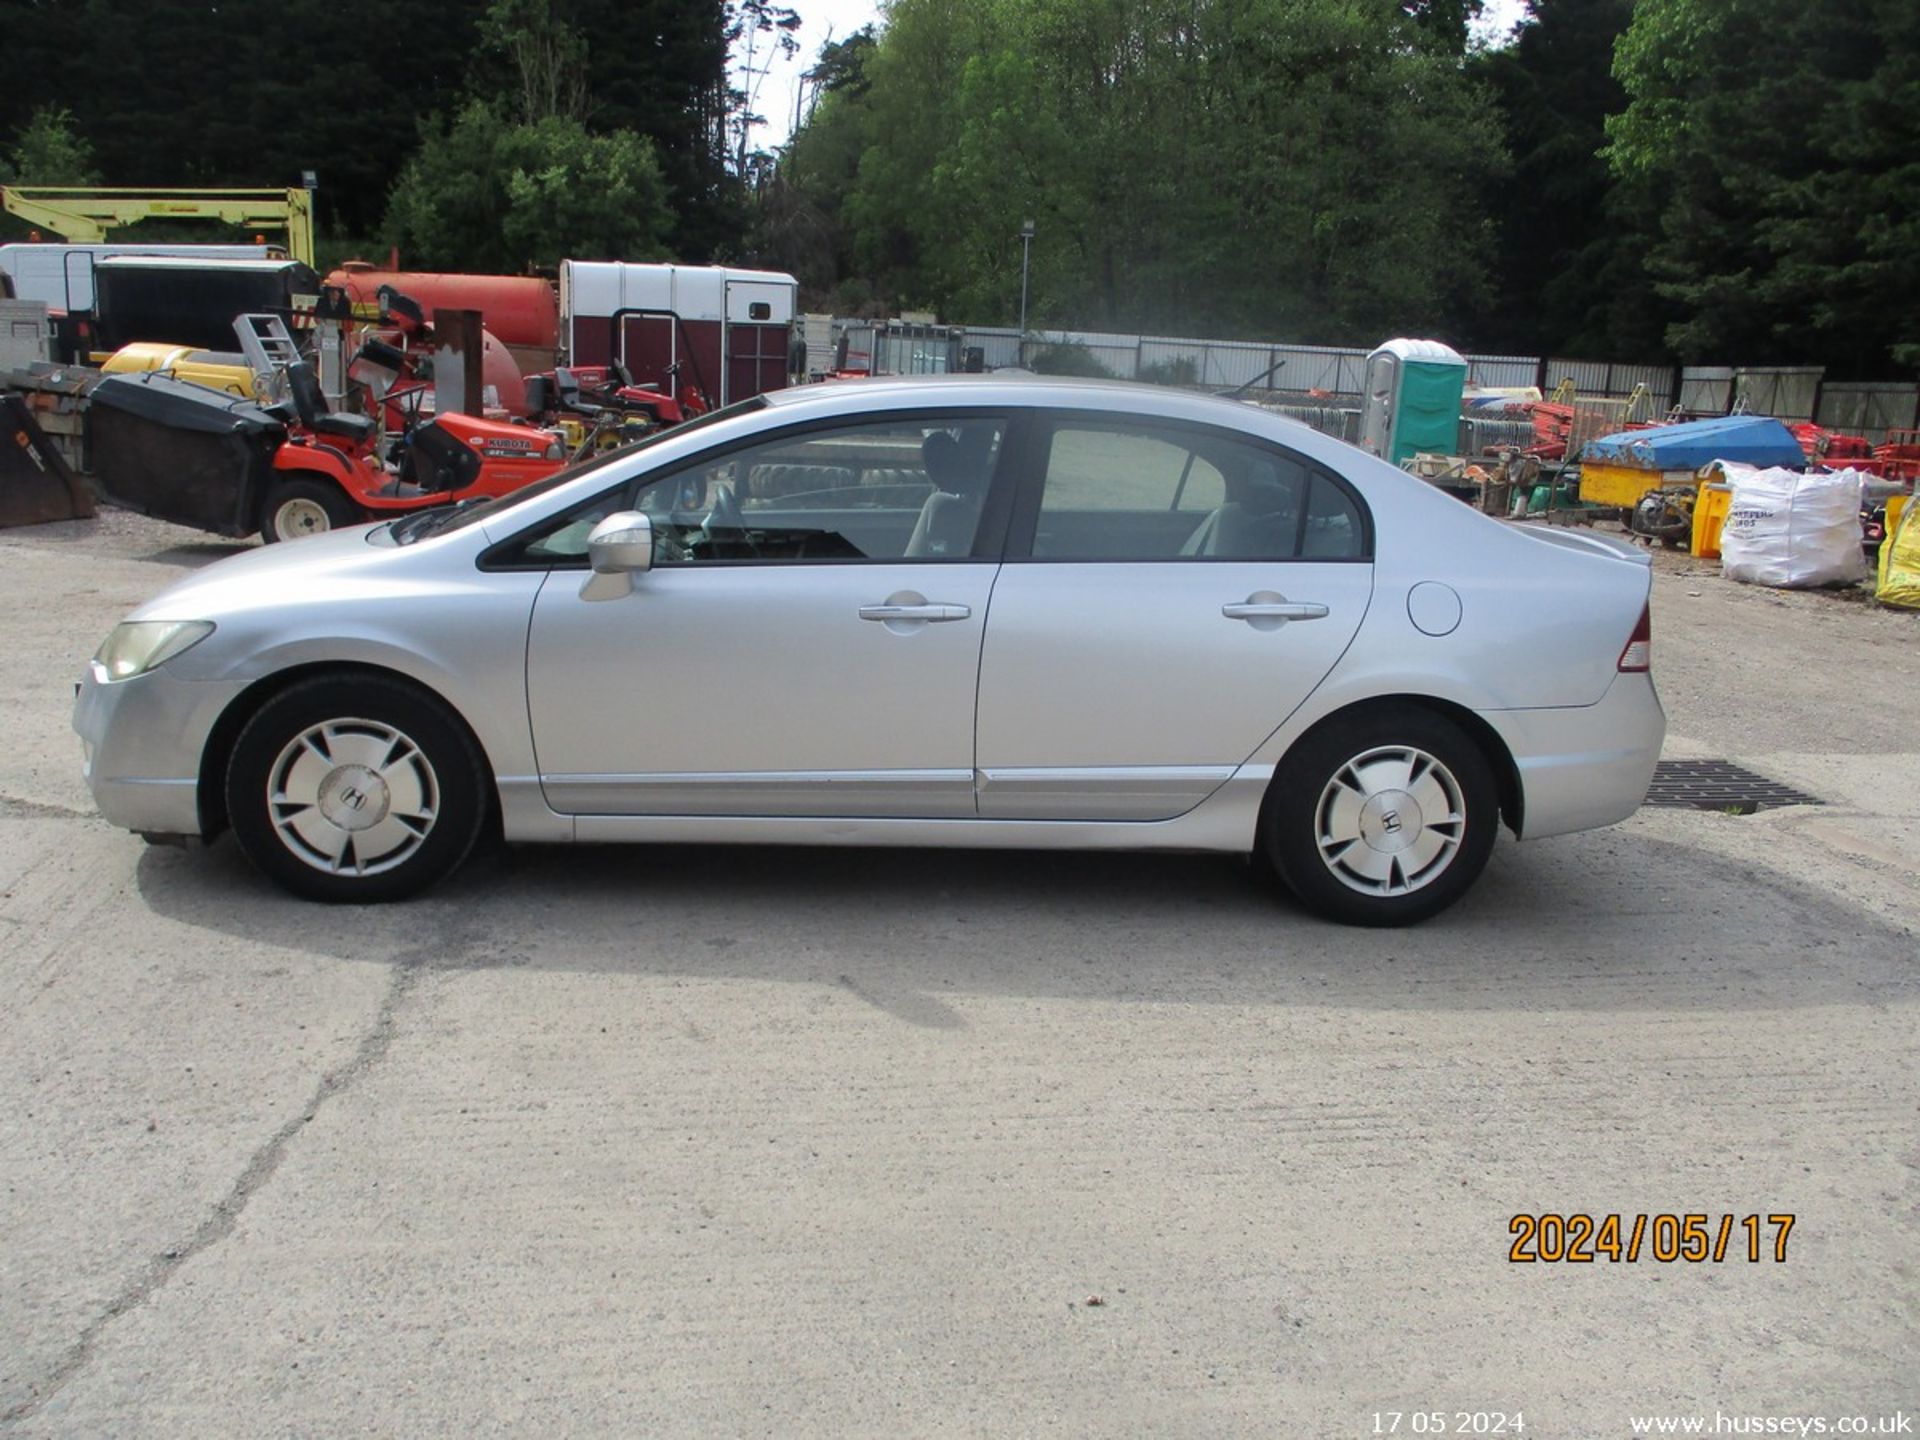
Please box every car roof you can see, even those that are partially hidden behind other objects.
[761,373,1282,427]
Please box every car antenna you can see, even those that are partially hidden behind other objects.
[1223,359,1285,400]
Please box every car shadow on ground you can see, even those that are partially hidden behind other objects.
[130,823,1918,1026]
[137,541,255,568]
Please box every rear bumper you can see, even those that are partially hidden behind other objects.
[1482,672,1665,841]
[72,663,239,838]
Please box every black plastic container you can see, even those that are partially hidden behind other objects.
[88,373,286,537]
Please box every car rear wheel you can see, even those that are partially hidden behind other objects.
[1264,707,1498,927]
[225,675,488,902]
[262,478,360,543]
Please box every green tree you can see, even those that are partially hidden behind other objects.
[0,0,732,255]
[1470,0,1673,359]
[1606,0,1920,372]
[385,103,674,270]
[3,105,102,185]
[485,0,592,123]
[778,0,1502,344]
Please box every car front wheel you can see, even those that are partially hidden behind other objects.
[225,675,488,902]
[1264,707,1498,927]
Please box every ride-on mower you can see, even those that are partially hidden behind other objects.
[524,358,710,455]
[88,356,568,543]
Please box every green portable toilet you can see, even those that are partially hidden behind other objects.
[1358,338,1468,467]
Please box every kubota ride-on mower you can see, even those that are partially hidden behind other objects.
[88,356,568,544]
[257,358,567,540]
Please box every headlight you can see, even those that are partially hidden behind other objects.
[93,621,215,681]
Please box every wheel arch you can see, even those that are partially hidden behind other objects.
[196,660,500,840]
[1262,693,1524,840]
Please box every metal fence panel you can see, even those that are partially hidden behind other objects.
[1267,344,1369,395]
[1463,353,1539,389]
[1734,366,1822,421]
[1198,341,1273,390]
[1134,337,1210,385]
[963,325,1024,369]
[1542,359,1675,411]
[1815,382,1919,444]
[1027,328,1140,378]
[1544,358,1607,395]
[1612,363,1677,409]
[1679,366,1733,414]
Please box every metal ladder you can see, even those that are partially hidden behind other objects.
[233,312,302,381]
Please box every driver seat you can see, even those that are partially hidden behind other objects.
[285,360,376,445]
[905,430,989,557]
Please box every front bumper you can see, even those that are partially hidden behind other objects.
[72,661,243,838]
[1482,671,1666,841]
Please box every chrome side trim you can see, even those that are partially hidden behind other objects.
[975,765,1237,821]
[569,770,1272,853]
[538,768,977,818]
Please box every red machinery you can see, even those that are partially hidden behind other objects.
[260,358,565,541]
[86,359,567,545]
[325,264,561,377]
[525,360,710,436]
[1873,429,1920,483]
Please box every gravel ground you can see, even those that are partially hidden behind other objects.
[0,509,1914,1437]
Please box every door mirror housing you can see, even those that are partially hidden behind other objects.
[581,511,653,600]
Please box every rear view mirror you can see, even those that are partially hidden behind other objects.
[581,511,653,600]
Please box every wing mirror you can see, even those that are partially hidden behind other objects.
[581,511,653,600]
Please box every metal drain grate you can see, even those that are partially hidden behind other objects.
[1643,759,1822,812]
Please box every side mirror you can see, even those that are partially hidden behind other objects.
[581,511,653,600]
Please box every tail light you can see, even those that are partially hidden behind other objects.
[1617,601,1652,672]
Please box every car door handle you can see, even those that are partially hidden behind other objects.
[858,602,972,622]
[1222,598,1329,622]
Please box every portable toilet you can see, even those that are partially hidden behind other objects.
[1358,338,1469,467]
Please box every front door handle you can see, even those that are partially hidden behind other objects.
[859,602,972,623]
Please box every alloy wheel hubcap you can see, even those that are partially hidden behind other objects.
[1315,745,1465,897]
[268,719,438,876]
[276,497,331,539]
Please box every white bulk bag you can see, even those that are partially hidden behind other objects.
[1718,464,1866,588]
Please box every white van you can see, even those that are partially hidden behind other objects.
[0,242,276,313]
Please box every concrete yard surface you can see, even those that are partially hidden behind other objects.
[1,513,1915,1436]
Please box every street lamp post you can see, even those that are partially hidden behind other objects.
[1018,219,1035,366]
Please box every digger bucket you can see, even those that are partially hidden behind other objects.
[0,394,94,527]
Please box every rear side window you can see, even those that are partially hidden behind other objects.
[1026,418,1367,561]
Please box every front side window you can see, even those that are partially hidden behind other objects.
[1028,419,1366,562]
[497,415,1006,567]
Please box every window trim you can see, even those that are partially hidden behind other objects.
[478,407,1022,572]
[1000,410,1375,564]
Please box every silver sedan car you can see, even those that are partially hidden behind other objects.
[74,377,1663,925]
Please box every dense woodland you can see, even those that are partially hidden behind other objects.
[1,0,1916,374]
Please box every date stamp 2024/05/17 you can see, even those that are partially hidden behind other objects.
[1508,1213,1794,1264]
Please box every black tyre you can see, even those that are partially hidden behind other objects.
[224,675,488,902]
[261,478,361,543]
[1264,706,1499,927]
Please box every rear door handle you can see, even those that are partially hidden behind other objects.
[1222,597,1329,623]
[859,603,972,622]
